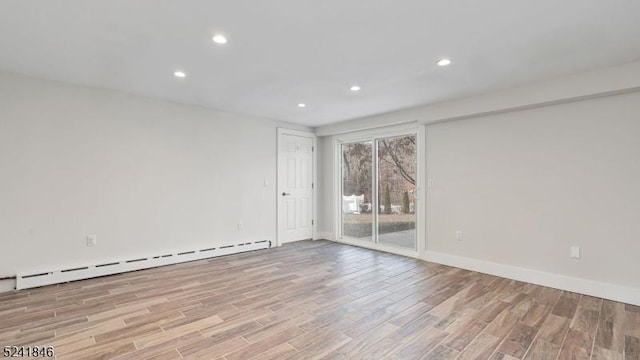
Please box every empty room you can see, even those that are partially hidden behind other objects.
[1,1,640,359]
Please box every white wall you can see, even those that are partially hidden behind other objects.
[316,136,336,241]
[316,61,640,136]
[317,83,640,304]
[0,71,309,291]
[426,91,640,290]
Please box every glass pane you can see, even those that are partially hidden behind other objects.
[341,141,373,241]
[377,135,417,249]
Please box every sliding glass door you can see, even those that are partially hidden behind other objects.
[340,133,417,251]
[341,141,373,241]
[376,135,416,249]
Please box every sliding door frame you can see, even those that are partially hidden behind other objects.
[334,124,426,259]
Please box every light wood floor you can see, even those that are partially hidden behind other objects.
[1,240,639,360]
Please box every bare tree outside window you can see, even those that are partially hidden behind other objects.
[341,135,417,249]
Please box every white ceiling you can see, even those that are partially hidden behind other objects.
[1,1,640,127]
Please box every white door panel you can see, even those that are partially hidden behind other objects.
[286,199,296,230]
[287,158,297,187]
[300,197,310,228]
[278,132,314,244]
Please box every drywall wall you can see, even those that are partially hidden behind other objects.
[426,90,640,290]
[0,71,310,291]
[316,136,336,241]
[317,89,640,304]
[316,60,640,136]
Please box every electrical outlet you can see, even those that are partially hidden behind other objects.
[570,246,580,259]
[455,230,463,241]
[427,178,434,187]
[237,222,243,231]
[86,235,97,247]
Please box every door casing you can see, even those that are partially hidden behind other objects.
[276,128,317,246]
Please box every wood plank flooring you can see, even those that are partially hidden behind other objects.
[0,240,638,359]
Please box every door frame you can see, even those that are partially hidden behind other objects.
[276,128,317,247]
[333,124,426,259]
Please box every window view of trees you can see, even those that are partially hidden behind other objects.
[378,135,416,213]
[342,141,373,208]
[342,134,417,249]
[342,141,374,241]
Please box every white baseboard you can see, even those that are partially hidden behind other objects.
[424,251,640,306]
[0,279,16,293]
[15,240,270,291]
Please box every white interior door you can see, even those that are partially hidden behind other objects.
[278,131,314,244]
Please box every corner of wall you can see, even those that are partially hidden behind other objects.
[316,231,336,241]
[424,251,640,307]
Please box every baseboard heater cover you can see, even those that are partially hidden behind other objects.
[16,240,271,290]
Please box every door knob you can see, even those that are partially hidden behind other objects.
[282,192,291,196]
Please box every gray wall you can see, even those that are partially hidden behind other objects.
[0,71,309,291]
[425,91,640,289]
[317,89,640,301]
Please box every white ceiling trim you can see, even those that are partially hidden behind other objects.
[315,61,640,136]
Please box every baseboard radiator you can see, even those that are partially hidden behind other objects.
[16,240,271,290]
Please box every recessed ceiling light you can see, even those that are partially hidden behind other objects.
[212,34,228,44]
[173,71,186,78]
[350,85,361,92]
[437,58,452,67]
[298,103,306,108]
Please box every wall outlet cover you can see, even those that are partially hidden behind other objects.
[86,235,97,247]
[570,246,581,259]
